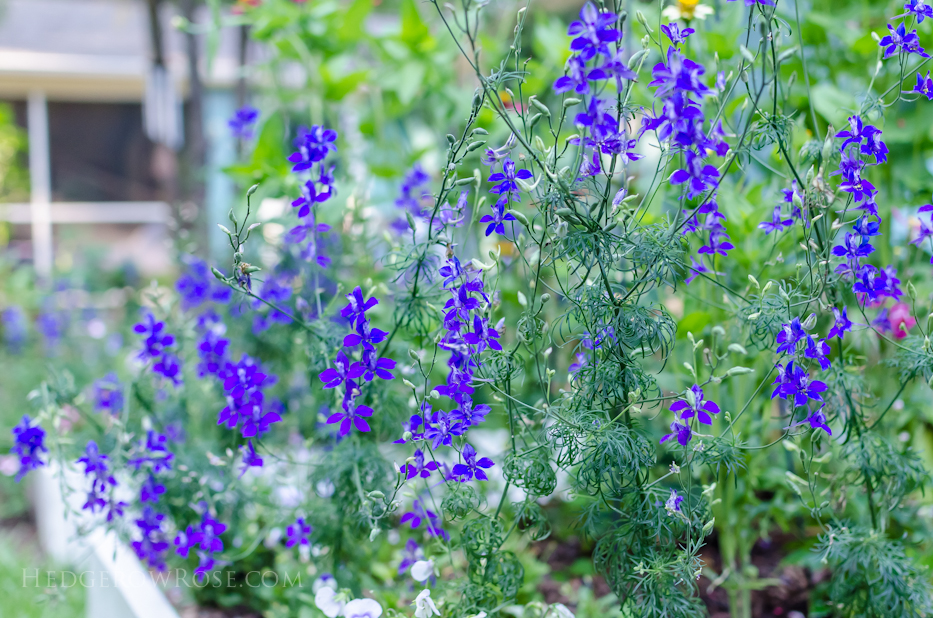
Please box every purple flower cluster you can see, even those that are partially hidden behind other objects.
[770,318,834,436]
[218,354,281,438]
[133,507,170,571]
[176,256,232,312]
[134,312,183,386]
[228,105,259,139]
[551,4,642,182]
[195,313,230,378]
[127,431,175,569]
[661,385,720,447]
[642,24,730,281]
[92,373,124,415]
[2,305,28,353]
[758,181,806,235]
[285,125,337,279]
[76,440,124,520]
[879,22,929,59]
[175,511,227,579]
[318,287,396,437]
[10,414,46,482]
[830,117,904,309]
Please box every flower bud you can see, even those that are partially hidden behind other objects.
[211,267,226,281]
[907,281,917,300]
[562,98,581,108]
[802,312,817,330]
[246,183,260,197]
[529,96,550,116]
[635,10,653,33]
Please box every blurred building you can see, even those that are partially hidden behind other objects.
[0,0,243,277]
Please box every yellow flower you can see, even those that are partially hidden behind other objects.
[662,0,715,21]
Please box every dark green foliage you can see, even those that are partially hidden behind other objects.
[817,526,933,618]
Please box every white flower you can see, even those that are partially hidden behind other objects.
[467,613,487,618]
[343,598,383,618]
[549,604,575,618]
[315,586,346,618]
[312,573,338,593]
[410,558,435,583]
[413,589,441,618]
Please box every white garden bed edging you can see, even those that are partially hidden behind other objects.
[30,464,181,618]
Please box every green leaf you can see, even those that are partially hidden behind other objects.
[677,312,712,339]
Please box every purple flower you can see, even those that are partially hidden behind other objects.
[344,320,389,352]
[2,305,28,353]
[176,255,232,310]
[791,406,832,437]
[480,196,517,237]
[684,256,723,285]
[77,440,116,512]
[133,312,175,361]
[661,22,694,46]
[196,328,230,378]
[423,410,465,450]
[128,430,174,473]
[239,440,264,477]
[488,158,532,197]
[326,396,373,436]
[228,105,259,139]
[340,287,379,327]
[462,315,503,353]
[133,507,169,571]
[92,373,124,415]
[758,205,793,235]
[879,22,929,59]
[896,0,933,22]
[140,474,166,504]
[567,2,620,61]
[286,517,312,548]
[771,361,827,407]
[670,385,720,425]
[395,164,432,216]
[912,71,933,99]
[289,125,337,172]
[398,539,424,575]
[291,178,334,218]
[836,116,889,163]
[827,307,854,340]
[401,449,439,480]
[451,443,495,482]
[176,513,227,580]
[10,415,46,482]
[804,337,832,371]
[776,318,808,356]
[665,489,685,513]
[319,350,363,389]
[670,150,719,199]
[650,47,709,98]
[400,500,449,541]
[661,420,692,446]
[449,396,491,428]
[554,56,607,94]
[153,351,183,386]
[352,348,397,382]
